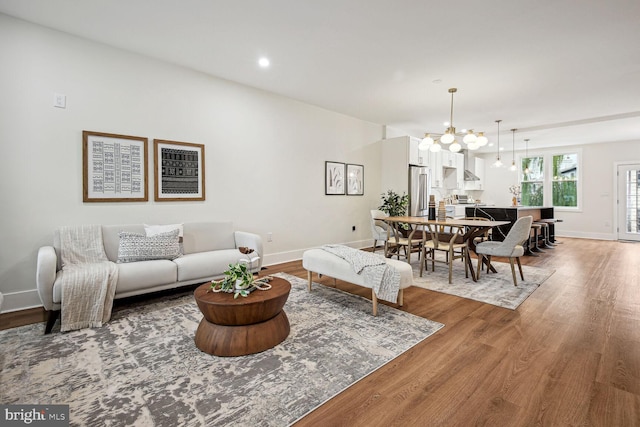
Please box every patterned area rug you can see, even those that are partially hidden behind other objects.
[0,273,443,427]
[411,259,555,309]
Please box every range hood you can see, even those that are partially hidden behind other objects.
[462,149,480,181]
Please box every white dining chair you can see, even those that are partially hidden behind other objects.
[475,216,533,286]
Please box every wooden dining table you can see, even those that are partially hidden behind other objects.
[379,216,510,282]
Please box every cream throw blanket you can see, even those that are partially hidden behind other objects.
[320,244,401,303]
[58,225,118,332]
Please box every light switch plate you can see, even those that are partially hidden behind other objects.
[53,93,66,108]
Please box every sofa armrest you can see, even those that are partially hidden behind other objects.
[36,246,58,311]
[234,231,263,270]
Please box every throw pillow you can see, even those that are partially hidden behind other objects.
[117,229,181,263]
[144,223,184,254]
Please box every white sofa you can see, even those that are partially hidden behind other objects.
[36,221,263,333]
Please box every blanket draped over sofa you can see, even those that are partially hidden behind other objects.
[58,225,119,332]
[320,244,400,303]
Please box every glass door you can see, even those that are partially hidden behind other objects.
[617,164,640,241]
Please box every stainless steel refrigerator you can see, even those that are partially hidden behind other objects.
[408,165,431,217]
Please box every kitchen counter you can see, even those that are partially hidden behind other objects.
[464,205,556,241]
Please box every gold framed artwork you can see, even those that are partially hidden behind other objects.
[82,130,149,202]
[153,139,205,201]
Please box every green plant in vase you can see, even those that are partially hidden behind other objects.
[210,262,272,298]
[379,189,410,234]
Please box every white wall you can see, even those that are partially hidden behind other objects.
[480,140,640,239]
[0,14,384,311]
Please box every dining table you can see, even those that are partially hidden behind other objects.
[378,215,510,282]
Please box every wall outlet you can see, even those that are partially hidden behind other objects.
[267,232,273,242]
[352,225,356,231]
[53,93,66,108]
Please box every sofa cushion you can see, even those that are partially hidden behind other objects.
[52,259,178,303]
[115,260,179,294]
[173,249,251,282]
[117,230,181,263]
[182,222,236,255]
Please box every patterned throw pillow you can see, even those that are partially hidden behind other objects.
[117,229,181,263]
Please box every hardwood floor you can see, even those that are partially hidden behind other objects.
[2,238,639,426]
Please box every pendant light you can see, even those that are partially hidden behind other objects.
[524,139,530,175]
[509,128,517,171]
[492,120,503,168]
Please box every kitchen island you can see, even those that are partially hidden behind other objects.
[464,206,556,243]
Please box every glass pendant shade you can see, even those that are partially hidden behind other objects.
[467,141,479,150]
[449,141,462,152]
[440,132,455,144]
[476,132,488,146]
[419,134,434,151]
[509,160,517,171]
[463,131,477,144]
[493,157,503,168]
[429,141,442,152]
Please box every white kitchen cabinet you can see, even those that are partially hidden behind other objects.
[409,137,428,166]
[429,150,443,188]
[453,153,464,190]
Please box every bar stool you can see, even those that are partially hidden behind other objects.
[538,218,560,244]
[529,223,544,254]
[534,221,555,248]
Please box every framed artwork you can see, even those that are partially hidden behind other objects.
[346,163,364,196]
[325,161,345,195]
[154,139,205,201]
[83,130,148,202]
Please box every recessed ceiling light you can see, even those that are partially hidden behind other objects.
[432,79,442,84]
[258,57,270,68]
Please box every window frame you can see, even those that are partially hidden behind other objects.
[518,148,582,212]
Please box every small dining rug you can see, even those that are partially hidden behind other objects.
[0,273,443,427]
[411,259,555,309]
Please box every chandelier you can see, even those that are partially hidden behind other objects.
[418,88,489,153]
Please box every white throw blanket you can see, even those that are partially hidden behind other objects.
[320,244,400,303]
[58,225,118,332]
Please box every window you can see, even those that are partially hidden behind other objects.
[520,151,580,209]
[521,156,544,206]
[552,154,578,207]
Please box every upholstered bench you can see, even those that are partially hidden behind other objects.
[302,248,413,316]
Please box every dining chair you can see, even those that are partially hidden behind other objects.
[369,209,395,254]
[475,216,533,286]
[420,223,468,284]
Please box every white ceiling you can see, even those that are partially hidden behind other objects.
[2,0,640,152]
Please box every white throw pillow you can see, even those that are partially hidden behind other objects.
[144,223,183,238]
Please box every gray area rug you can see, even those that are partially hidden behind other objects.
[411,258,555,309]
[0,273,443,426]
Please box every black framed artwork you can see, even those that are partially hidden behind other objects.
[346,163,364,196]
[325,161,345,195]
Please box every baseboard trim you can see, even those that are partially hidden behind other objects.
[262,239,372,267]
[0,289,42,314]
[556,232,616,241]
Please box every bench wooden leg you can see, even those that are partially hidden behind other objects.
[371,290,378,316]
[307,270,313,291]
[398,288,404,307]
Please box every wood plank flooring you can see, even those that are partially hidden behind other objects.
[2,238,639,426]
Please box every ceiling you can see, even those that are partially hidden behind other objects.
[2,0,640,153]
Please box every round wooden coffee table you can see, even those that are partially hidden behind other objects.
[194,276,291,357]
